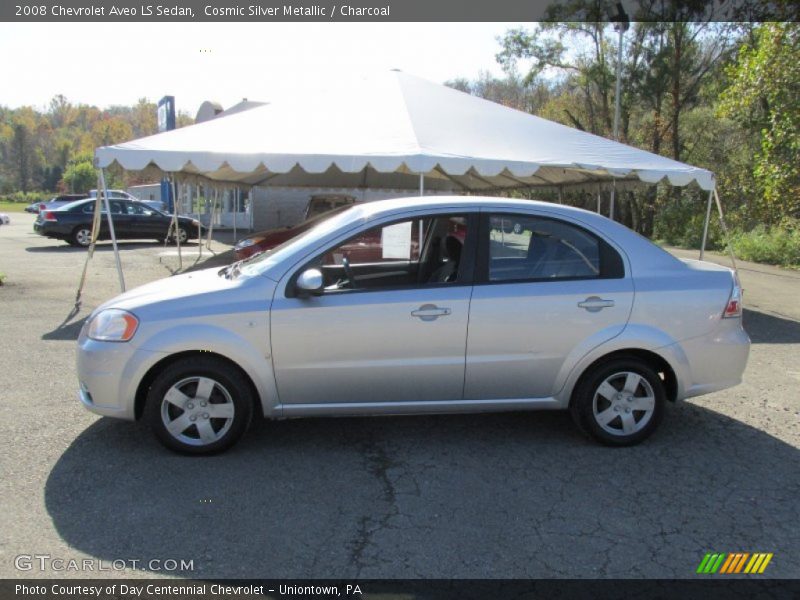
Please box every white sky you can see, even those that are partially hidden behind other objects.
[0,22,518,115]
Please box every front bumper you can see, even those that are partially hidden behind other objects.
[76,332,166,421]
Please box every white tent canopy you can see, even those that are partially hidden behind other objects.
[95,71,715,192]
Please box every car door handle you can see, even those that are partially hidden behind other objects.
[411,304,451,321]
[577,297,615,312]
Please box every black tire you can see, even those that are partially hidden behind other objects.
[144,356,254,455]
[71,226,92,247]
[169,227,189,245]
[570,357,665,446]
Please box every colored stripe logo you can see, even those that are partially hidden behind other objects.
[697,552,773,574]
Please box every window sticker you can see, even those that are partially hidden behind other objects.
[381,221,412,259]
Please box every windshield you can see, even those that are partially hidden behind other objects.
[293,204,353,230]
[239,205,365,277]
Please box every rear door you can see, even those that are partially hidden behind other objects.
[464,212,633,400]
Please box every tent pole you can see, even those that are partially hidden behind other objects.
[206,187,216,251]
[232,188,237,242]
[419,172,424,197]
[713,188,739,278]
[100,168,125,292]
[700,188,714,260]
[609,181,616,220]
[597,185,601,214]
[171,176,182,271]
[250,186,255,231]
[194,183,202,259]
[74,172,106,307]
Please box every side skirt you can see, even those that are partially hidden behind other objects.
[278,397,564,419]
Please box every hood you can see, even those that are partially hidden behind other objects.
[95,267,272,318]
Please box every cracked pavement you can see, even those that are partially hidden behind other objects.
[0,215,798,579]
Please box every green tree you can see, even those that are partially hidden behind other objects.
[63,156,96,193]
[719,22,800,223]
[9,110,38,192]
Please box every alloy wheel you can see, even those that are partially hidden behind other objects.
[591,371,656,436]
[160,376,235,446]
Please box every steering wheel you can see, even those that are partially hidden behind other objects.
[341,257,357,288]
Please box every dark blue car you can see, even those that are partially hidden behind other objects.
[34,198,202,247]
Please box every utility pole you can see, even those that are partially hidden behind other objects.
[608,2,629,221]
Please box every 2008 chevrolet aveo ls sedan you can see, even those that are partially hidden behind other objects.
[77,197,750,454]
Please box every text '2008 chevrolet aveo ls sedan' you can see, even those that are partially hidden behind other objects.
[77,197,750,454]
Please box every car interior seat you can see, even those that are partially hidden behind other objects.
[428,235,463,283]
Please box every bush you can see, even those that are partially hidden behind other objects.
[728,220,800,267]
[0,191,49,204]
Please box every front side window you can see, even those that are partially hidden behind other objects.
[487,214,612,282]
[306,214,471,292]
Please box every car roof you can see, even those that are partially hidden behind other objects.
[355,195,604,222]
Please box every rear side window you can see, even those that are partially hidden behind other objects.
[486,214,623,282]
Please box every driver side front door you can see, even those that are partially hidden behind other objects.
[269,212,476,407]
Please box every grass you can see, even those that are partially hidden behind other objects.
[728,225,800,268]
[0,201,29,213]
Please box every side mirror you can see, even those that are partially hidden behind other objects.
[296,268,324,297]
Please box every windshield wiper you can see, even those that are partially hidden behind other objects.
[218,249,272,279]
[219,260,244,279]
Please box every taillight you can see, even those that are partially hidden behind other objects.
[42,211,57,222]
[723,280,742,318]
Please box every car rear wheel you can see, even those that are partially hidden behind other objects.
[570,357,665,446]
[72,226,92,247]
[145,357,254,454]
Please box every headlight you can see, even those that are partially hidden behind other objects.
[236,237,264,249]
[87,309,139,342]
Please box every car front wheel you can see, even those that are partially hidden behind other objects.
[570,357,665,446]
[145,357,254,454]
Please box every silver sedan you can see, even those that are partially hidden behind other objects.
[76,197,750,454]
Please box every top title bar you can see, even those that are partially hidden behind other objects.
[2,0,796,22]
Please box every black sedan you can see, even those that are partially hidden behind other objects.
[33,198,202,247]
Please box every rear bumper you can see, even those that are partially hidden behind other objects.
[33,222,63,238]
[670,320,750,400]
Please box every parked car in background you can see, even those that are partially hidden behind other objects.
[304,194,356,219]
[88,189,140,201]
[234,205,353,260]
[24,202,40,214]
[34,198,201,247]
[76,196,749,454]
[234,197,358,260]
[34,194,90,214]
[0,213,10,225]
